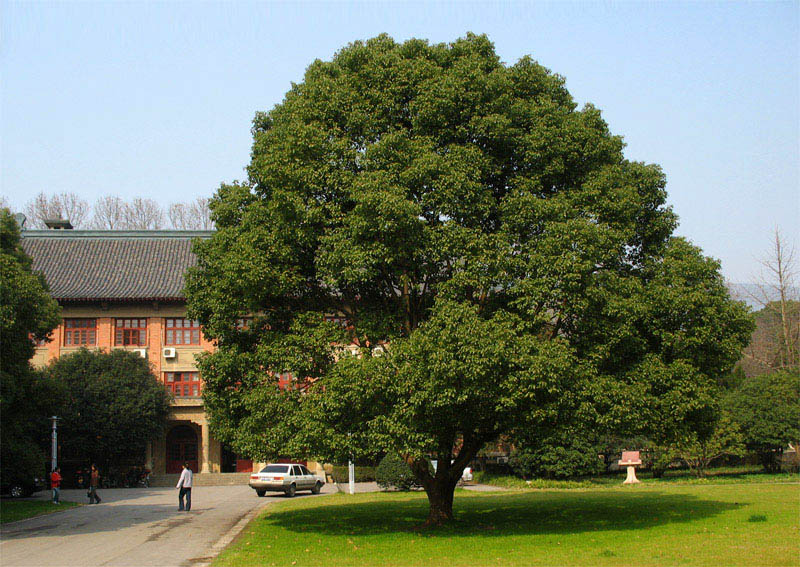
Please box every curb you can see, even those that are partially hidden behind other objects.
[191,500,272,567]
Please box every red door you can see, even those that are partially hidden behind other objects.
[166,425,198,474]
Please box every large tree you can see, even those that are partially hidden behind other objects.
[43,349,172,470]
[0,209,62,487]
[186,34,753,524]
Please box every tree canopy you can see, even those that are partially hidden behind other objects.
[0,209,62,484]
[725,369,800,471]
[186,34,753,524]
[43,349,172,469]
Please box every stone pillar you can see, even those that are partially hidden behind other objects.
[201,423,211,473]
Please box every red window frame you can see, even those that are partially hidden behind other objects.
[63,319,97,346]
[164,372,202,397]
[164,318,201,345]
[115,318,147,346]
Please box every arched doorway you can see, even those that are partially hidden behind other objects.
[166,425,198,474]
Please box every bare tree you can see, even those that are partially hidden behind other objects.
[742,228,800,373]
[122,197,165,229]
[168,198,214,230]
[0,195,9,210]
[91,196,127,229]
[23,192,90,228]
[168,202,190,230]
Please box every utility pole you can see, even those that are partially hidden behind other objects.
[50,416,60,472]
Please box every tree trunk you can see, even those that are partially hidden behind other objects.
[424,481,456,526]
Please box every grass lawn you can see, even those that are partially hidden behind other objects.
[214,482,799,567]
[472,467,800,490]
[0,499,80,524]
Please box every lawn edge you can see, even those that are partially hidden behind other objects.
[0,501,82,526]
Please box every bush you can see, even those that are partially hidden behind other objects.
[509,432,604,480]
[376,453,416,490]
[330,465,377,483]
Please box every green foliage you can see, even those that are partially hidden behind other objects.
[673,413,746,477]
[43,349,172,469]
[376,453,416,490]
[185,34,754,522]
[726,370,800,471]
[0,209,61,484]
[509,431,605,479]
[330,465,377,483]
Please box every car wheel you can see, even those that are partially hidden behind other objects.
[311,481,321,495]
[256,489,267,497]
[285,483,296,497]
[9,485,26,498]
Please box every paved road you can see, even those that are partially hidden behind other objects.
[0,484,337,567]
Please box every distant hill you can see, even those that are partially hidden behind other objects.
[726,283,800,309]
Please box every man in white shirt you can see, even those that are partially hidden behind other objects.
[176,462,193,511]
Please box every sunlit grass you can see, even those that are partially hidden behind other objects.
[214,482,799,566]
[0,500,80,524]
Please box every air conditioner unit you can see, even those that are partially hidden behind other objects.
[162,347,176,359]
[133,348,147,358]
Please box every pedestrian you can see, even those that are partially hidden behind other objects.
[88,464,102,504]
[50,467,62,504]
[176,462,193,511]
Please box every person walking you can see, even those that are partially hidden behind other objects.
[50,467,62,504]
[88,464,102,504]
[176,462,193,512]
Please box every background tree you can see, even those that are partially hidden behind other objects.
[168,198,214,230]
[725,369,800,472]
[43,349,172,470]
[672,412,745,477]
[186,34,753,524]
[23,192,90,228]
[91,196,127,229]
[740,228,799,374]
[121,197,165,229]
[0,209,61,489]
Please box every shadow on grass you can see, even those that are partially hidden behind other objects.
[260,491,742,537]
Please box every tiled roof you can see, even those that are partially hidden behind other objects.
[20,230,213,301]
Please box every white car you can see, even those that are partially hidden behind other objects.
[249,463,324,497]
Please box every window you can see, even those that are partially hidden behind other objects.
[64,319,96,346]
[115,318,147,346]
[164,372,202,397]
[164,318,201,345]
[235,318,251,329]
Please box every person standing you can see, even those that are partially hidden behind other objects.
[176,462,193,511]
[50,467,62,504]
[88,464,102,504]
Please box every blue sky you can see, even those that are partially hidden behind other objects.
[2,1,797,282]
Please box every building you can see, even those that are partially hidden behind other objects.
[21,227,262,478]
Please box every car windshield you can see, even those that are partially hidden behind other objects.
[260,465,290,473]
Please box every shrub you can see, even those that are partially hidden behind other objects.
[330,465,377,483]
[509,431,604,480]
[376,453,416,490]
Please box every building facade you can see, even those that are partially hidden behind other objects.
[22,228,258,477]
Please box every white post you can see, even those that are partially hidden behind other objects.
[50,416,59,472]
[348,460,355,495]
